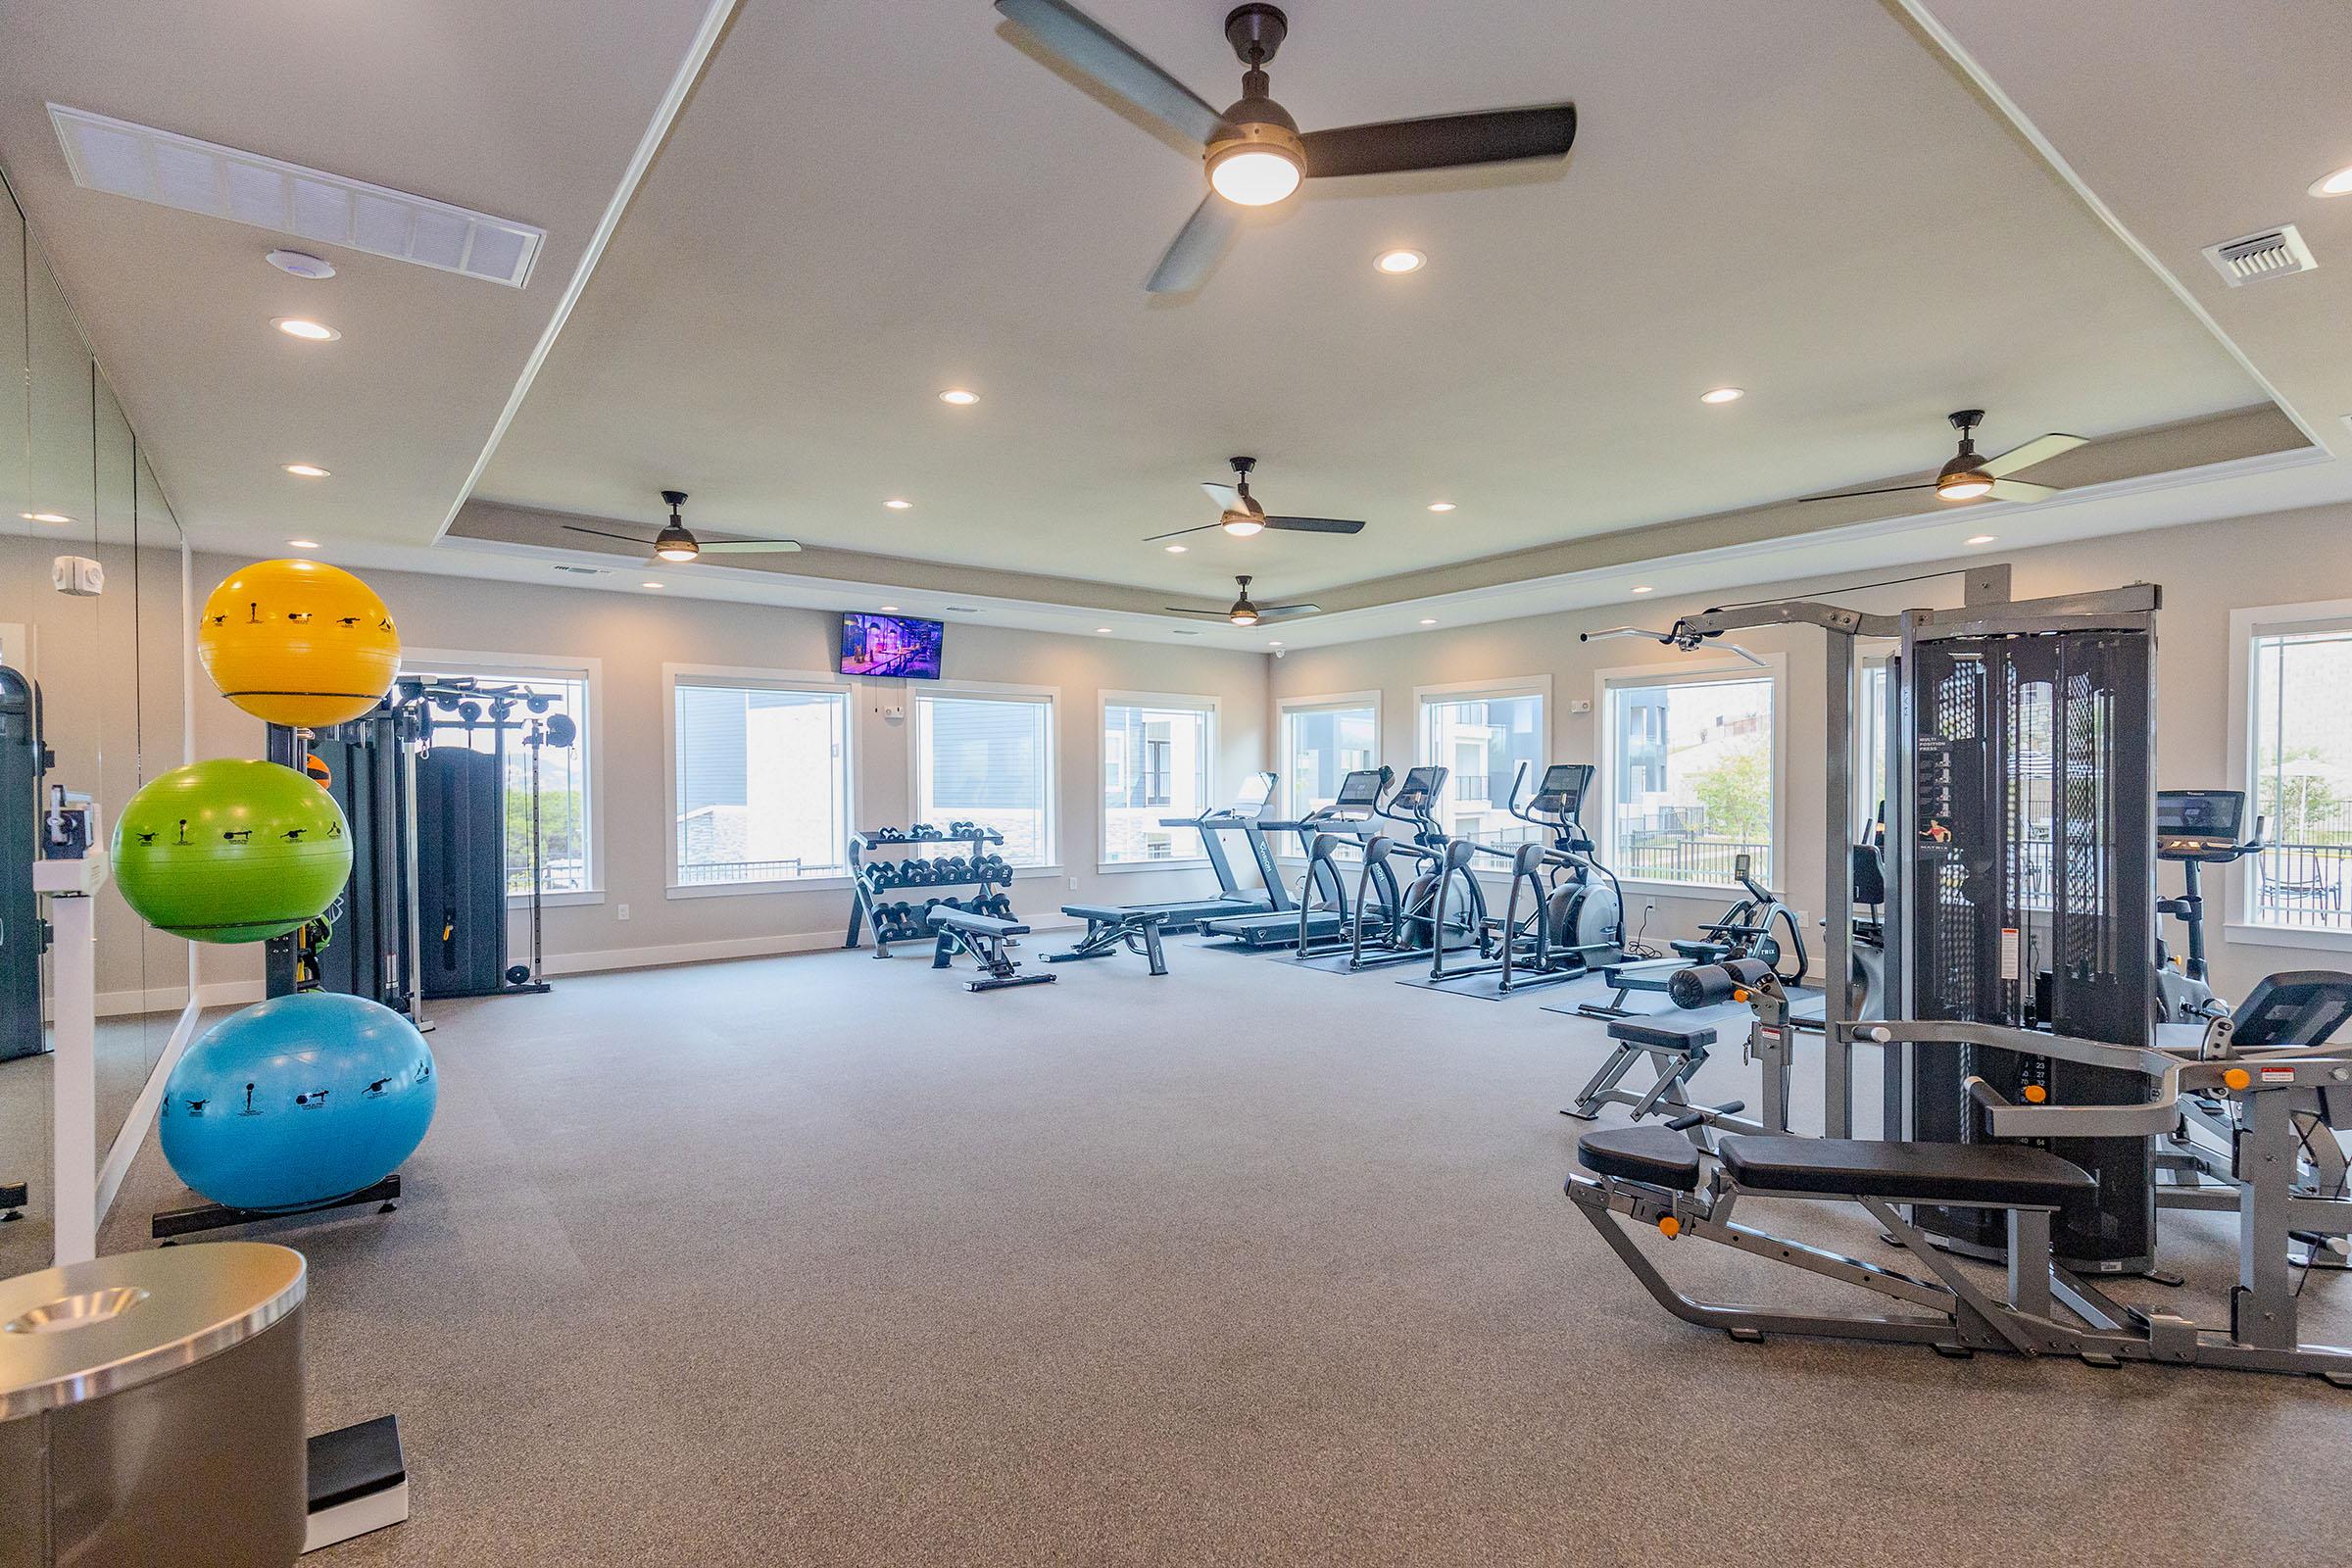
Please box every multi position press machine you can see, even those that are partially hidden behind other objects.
[1567,563,2352,1383]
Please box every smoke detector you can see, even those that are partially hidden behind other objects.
[2202,224,2318,286]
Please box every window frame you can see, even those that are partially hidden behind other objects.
[1275,688,1384,826]
[1097,689,1221,875]
[400,646,605,906]
[662,662,858,900]
[907,679,1061,872]
[2228,598,2352,952]
[1412,674,1552,849]
[1592,653,1787,898]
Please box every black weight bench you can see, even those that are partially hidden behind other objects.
[1574,952,1721,1021]
[1565,1014,1721,1126]
[928,906,1055,992]
[1047,905,1169,976]
[1568,1127,2100,1362]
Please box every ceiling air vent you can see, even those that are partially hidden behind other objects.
[946,606,981,613]
[552,564,605,576]
[2202,224,2318,287]
[49,104,545,288]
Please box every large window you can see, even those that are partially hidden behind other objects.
[914,688,1055,867]
[403,655,595,896]
[2239,610,2352,935]
[1417,680,1547,847]
[1279,694,1378,820]
[670,668,851,890]
[1603,667,1776,888]
[1102,695,1214,865]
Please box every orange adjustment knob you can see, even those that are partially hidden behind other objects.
[1732,989,1750,1004]
[2023,1084,2048,1103]
[2223,1067,2252,1092]
[1657,1215,1682,1238]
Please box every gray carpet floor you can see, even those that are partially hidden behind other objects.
[96,943,2352,1566]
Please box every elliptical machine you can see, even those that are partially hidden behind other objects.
[1345,765,1484,971]
[2155,788,2265,1023]
[1424,762,1625,995]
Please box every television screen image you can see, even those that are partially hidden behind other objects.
[840,612,944,679]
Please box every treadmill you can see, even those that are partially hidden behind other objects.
[1081,770,1289,935]
[1199,767,1392,950]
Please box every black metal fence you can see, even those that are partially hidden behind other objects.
[2253,844,2352,928]
[1615,836,1773,886]
[676,857,817,886]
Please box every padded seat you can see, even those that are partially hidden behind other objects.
[1670,939,1733,962]
[1603,1016,1718,1053]
[1719,1137,2095,1207]
[1060,904,1165,924]
[928,907,1026,937]
[1575,1126,1703,1193]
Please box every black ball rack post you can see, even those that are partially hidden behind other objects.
[844,825,1010,956]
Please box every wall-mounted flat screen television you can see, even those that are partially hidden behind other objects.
[840,612,944,680]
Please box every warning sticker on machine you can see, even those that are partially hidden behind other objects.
[2000,928,2021,983]
[2261,1065,2297,1083]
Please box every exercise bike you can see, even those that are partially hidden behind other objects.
[2154,788,2265,1023]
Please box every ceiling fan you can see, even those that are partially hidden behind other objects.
[1804,411,2085,506]
[1145,457,1366,544]
[562,490,802,564]
[1165,574,1319,628]
[997,0,1577,293]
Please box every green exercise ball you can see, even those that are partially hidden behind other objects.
[113,759,352,943]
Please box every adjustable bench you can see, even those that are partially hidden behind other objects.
[1047,905,1170,976]
[927,906,1055,992]
[1568,1125,2102,1362]
[1565,1014,1721,1126]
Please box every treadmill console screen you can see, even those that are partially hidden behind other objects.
[1233,771,1276,812]
[1394,765,1447,806]
[1333,769,1386,808]
[2158,789,2244,856]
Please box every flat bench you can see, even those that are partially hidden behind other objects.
[928,906,1054,992]
[1577,1125,2096,1208]
[1573,954,1717,1021]
[1047,905,1169,976]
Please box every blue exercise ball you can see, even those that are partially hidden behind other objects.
[160,992,437,1212]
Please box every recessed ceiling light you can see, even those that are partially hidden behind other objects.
[23,512,72,524]
[2311,165,2352,198]
[1164,543,1188,554]
[879,605,900,612]
[643,581,664,589]
[1427,502,1456,514]
[1419,617,1438,626]
[937,388,979,406]
[271,317,339,341]
[1632,585,1653,594]
[1096,626,1112,634]
[1700,387,1743,405]
[1268,640,1284,647]
[282,463,331,477]
[884,498,912,510]
[1375,248,1425,274]
[286,538,319,550]
[266,249,335,279]
[1966,534,1997,546]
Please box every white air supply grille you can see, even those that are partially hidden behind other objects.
[49,105,544,288]
[551,564,605,575]
[2202,224,2318,287]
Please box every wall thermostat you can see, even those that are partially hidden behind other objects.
[51,556,104,597]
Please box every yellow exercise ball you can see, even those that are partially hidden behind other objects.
[198,559,401,727]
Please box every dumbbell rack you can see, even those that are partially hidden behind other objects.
[844,826,1010,957]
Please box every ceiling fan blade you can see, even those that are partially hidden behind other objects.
[1200,482,1241,510]
[695,539,804,553]
[1144,521,1221,543]
[995,0,1227,148]
[1264,516,1365,535]
[1798,481,1937,504]
[1146,195,1240,293]
[1979,432,2085,478]
[562,524,654,545]
[1258,604,1323,618]
[1161,607,1234,617]
[1984,478,2057,503]
[1300,104,1576,179]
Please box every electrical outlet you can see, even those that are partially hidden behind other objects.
[1570,698,1592,715]
[1068,876,1078,892]
[616,904,630,921]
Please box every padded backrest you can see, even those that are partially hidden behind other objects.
[1851,843,1886,906]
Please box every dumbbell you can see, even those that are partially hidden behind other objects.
[910,821,937,839]
[948,856,973,880]
[990,893,1013,918]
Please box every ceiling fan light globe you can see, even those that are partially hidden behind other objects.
[1205,118,1304,206]
[1936,465,1992,502]
[1221,512,1266,537]
[656,544,700,562]
[655,525,701,562]
[1230,611,1259,626]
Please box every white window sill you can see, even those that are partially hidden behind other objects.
[1096,858,1212,875]
[1615,877,1745,900]
[510,889,605,908]
[1012,864,1063,881]
[2225,921,2352,953]
[667,873,855,901]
